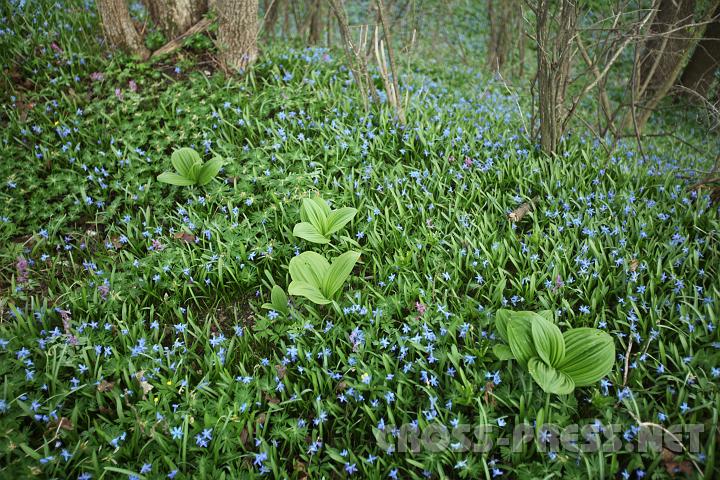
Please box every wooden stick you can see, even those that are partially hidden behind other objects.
[151,18,212,59]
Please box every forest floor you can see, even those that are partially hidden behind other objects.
[1,1,719,479]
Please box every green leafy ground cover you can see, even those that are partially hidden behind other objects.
[1,1,719,478]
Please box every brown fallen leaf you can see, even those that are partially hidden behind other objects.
[97,379,115,392]
[483,381,497,406]
[135,371,153,399]
[629,258,639,272]
[240,426,250,447]
[294,459,309,480]
[662,448,694,477]
[275,364,287,379]
[173,232,196,243]
[48,417,73,432]
[508,197,539,223]
[264,393,280,405]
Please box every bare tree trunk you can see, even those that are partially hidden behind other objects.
[680,6,720,98]
[308,0,323,44]
[96,0,150,59]
[146,0,207,39]
[487,0,517,72]
[639,0,696,94]
[536,0,577,155]
[624,0,718,132]
[263,0,283,39]
[216,0,259,72]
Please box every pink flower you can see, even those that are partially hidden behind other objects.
[51,42,63,53]
[114,88,123,101]
[129,80,138,92]
[16,257,29,283]
[464,157,473,167]
[90,71,105,81]
[415,301,426,315]
[98,284,110,300]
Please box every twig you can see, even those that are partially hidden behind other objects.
[508,196,539,222]
[375,0,404,123]
[151,18,212,59]
[622,336,633,387]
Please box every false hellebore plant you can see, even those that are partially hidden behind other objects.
[493,310,615,395]
[293,197,357,244]
[288,251,360,305]
[157,147,224,186]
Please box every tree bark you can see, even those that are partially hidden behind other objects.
[308,0,323,45]
[216,0,259,72]
[680,6,720,98]
[146,0,208,40]
[96,0,150,59]
[536,0,577,155]
[263,0,283,39]
[486,0,517,72]
[639,0,696,94]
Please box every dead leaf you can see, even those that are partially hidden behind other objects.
[629,258,639,272]
[256,413,266,425]
[97,379,115,392]
[662,448,694,477]
[275,364,286,379]
[135,371,153,399]
[48,417,73,432]
[509,197,539,223]
[240,426,250,447]
[173,232,196,243]
[294,459,309,480]
[483,381,496,406]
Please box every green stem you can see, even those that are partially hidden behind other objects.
[544,392,551,425]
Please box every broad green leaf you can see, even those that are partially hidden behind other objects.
[288,281,331,305]
[301,198,328,232]
[506,317,535,367]
[495,309,512,341]
[271,285,288,314]
[288,251,329,289]
[558,328,615,386]
[293,222,330,244]
[189,162,203,183]
[196,157,224,185]
[326,207,357,235]
[528,357,575,395]
[157,172,195,186]
[311,196,331,216]
[537,310,555,322]
[323,251,360,298]
[493,344,514,361]
[171,147,201,177]
[531,314,565,367]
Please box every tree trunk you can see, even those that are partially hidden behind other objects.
[680,6,720,98]
[146,0,208,40]
[486,0,516,72]
[263,0,283,39]
[536,0,577,155]
[639,0,696,94]
[216,0,259,72]
[96,0,150,59]
[308,0,323,45]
